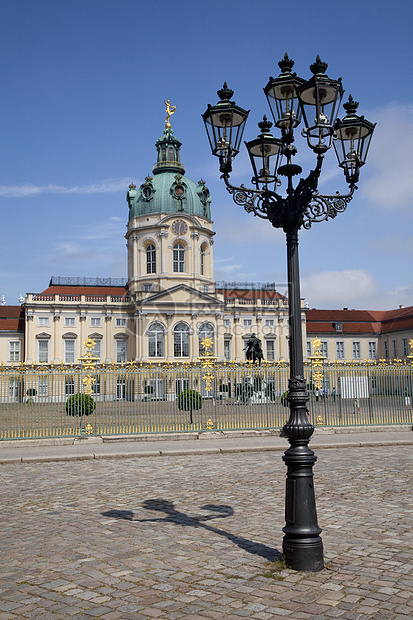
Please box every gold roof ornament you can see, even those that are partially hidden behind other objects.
[164,99,176,128]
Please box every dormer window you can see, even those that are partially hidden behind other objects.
[334,322,343,332]
[141,177,155,202]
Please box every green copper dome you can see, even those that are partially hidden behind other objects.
[127,127,212,221]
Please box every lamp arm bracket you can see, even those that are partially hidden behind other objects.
[221,173,266,215]
[302,185,357,230]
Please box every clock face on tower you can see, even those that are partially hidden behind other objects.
[171,219,188,236]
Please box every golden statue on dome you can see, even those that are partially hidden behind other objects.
[164,99,176,128]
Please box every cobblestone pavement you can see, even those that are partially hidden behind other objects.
[0,445,412,619]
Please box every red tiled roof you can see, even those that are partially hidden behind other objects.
[0,306,25,331]
[379,306,413,334]
[306,307,413,336]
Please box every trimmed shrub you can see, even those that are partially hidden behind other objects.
[177,389,202,411]
[281,390,289,407]
[66,393,96,417]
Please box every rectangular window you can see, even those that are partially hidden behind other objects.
[392,340,398,358]
[173,246,185,273]
[64,339,75,363]
[243,318,253,328]
[223,318,231,329]
[203,285,209,293]
[334,322,343,332]
[38,340,49,363]
[146,246,156,274]
[368,341,377,359]
[352,341,361,359]
[148,331,164,358]
[402,338,408,357]
[65,376,75,396]
[174,332,190,357]
[37,317,50,327]
[265,319,275,327]
[336,341,345,359]
[9,340,21,362]
[64,317,76,327]
[307,341,312,357]
[149,379,165,400]
[38,378,49,397]
[116,340,127,363]
[90,317,102,327]
[224,339,231,361]
[266,340,275,361]
[320,341,328,357]
[383,341,388,358]
[115,318,127,327]
[92,375,101,395]
[91,340,101,360]
[143,283,154,292]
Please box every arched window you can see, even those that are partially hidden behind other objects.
[200,244,207,276]
[173,322,190,357]
[147,322,165,358]
[146,244,156,274]
[198,322,214,355]
[173,243,185,273]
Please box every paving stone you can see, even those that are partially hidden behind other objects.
[0,445,412,618]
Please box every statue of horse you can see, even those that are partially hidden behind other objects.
[245,333,264,366]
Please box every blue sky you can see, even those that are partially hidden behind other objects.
[0,0,412,309]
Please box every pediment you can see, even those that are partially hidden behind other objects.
[143,284,224,307]
[36,332,51,339]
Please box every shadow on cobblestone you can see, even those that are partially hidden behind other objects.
[102,498,282,562]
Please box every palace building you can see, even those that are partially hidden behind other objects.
[0,115,412,365]
[3,117,295,365]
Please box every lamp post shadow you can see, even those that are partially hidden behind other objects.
[102,499,281,562]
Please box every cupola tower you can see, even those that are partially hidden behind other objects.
[126,104,215,302]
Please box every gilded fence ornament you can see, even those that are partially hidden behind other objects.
[78,337,100,395]
[199,337,217,392]
[309,337,327,390]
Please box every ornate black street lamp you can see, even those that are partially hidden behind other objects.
[202,54,375,572]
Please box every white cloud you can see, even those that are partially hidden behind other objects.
[301,268,413,310]
[302,269,379,309]
[0,179,132,198]
[361,102,413,211]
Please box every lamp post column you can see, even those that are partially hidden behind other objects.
[282,223,324,572]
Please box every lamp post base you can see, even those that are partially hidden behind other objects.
[283,536,324,572]
[282,434,324,572]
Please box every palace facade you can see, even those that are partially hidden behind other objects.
[1,121,296,365]
[0,120,412,365]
